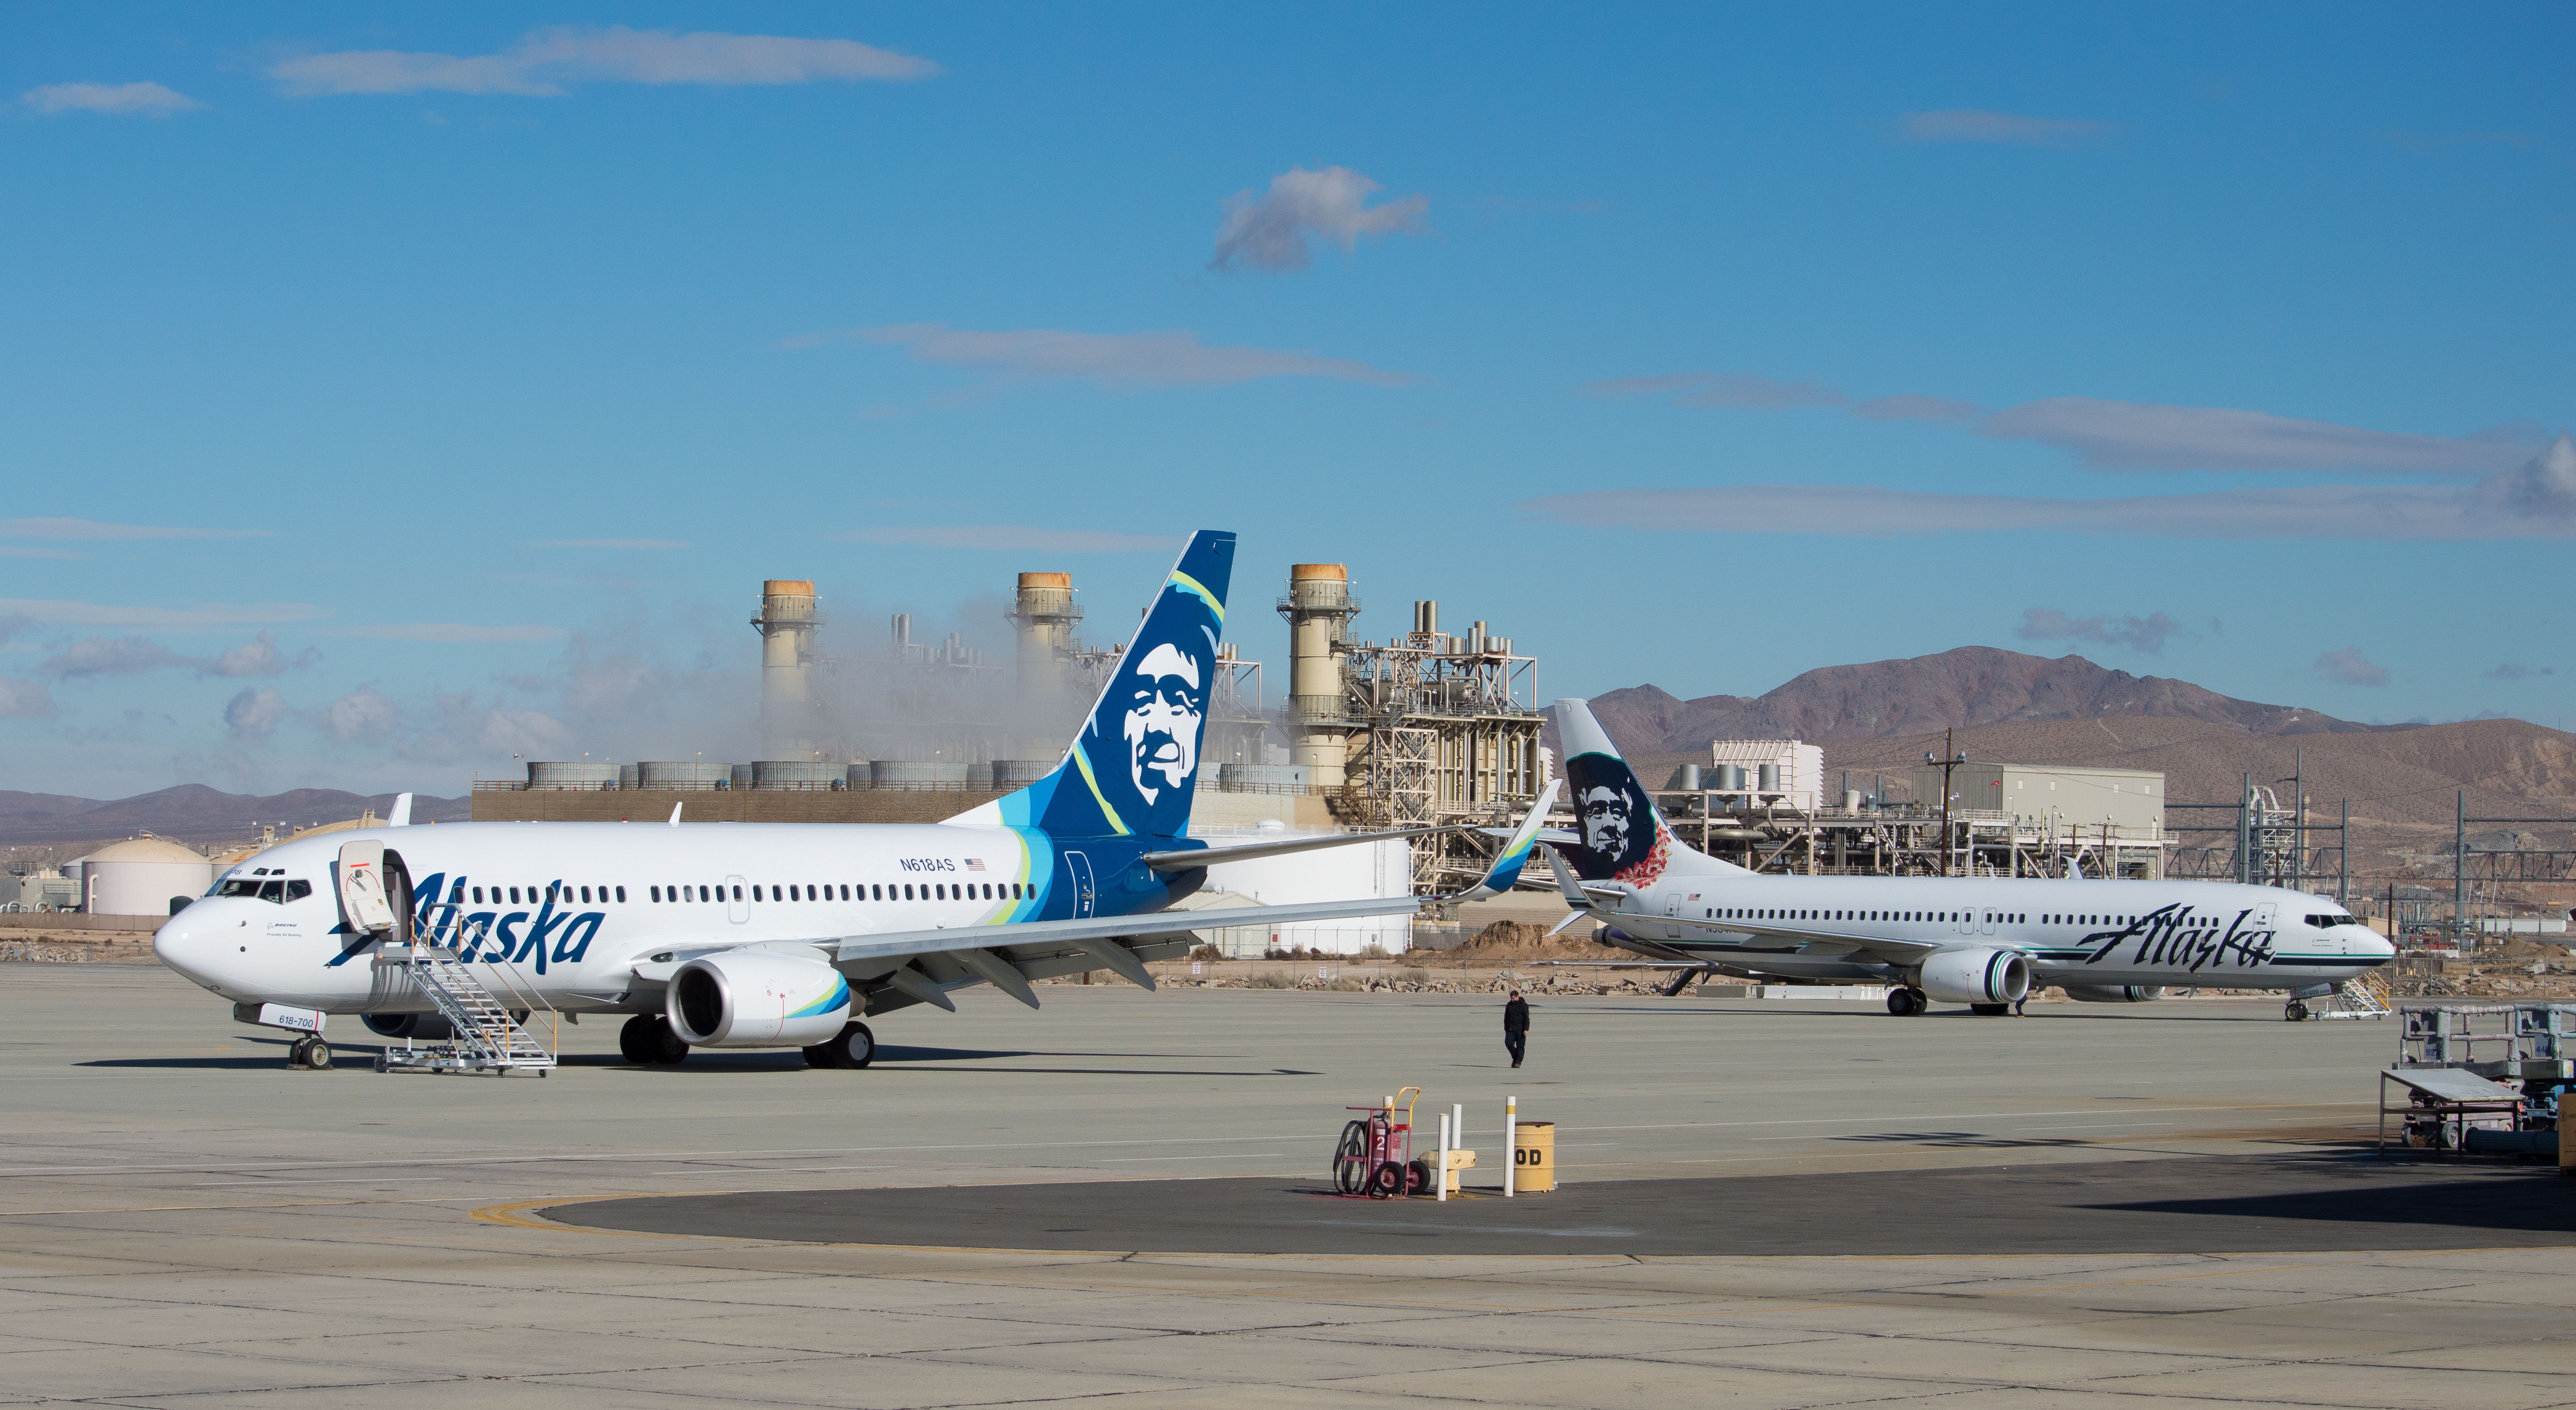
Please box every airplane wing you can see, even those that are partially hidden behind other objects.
[827,897,1421,970]
[1136,828,1450,872]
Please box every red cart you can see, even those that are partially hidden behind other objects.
[1332,1087,1431,1198]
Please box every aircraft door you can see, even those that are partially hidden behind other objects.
[336,839,396,937]
[1980,906,1996,936]
[1064,851,1096,918]
[726,874,748,924]
[2256,901,2277,931]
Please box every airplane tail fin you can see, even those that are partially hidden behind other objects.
[950,530,1236,841]
[1552,697,1741,883]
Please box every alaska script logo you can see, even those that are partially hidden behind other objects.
[2079,902,2276,972]
[324,871,602,974]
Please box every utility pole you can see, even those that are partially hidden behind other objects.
[1928,728,1964,878]
[2338,797,2349,906]
[2454,789,2468,943]
[2237,772,2254,885]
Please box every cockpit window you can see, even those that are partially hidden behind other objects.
[214,878,311,904]
[2304,913,2355,928]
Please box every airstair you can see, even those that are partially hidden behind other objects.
[338,837,556,1076]
[376,944,558,1075]
[2298,969,2394,1022]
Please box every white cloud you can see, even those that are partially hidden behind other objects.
[1978,397,2530,473]
[2313,648,2389,688]
[0,678,58,719]
[223,687,289,742]
[0,518,268,539]
[22,81,202,116]
[319,688,402,743]
[1900,109,2115,147]
[826,324,1418,388]
[2016,608,2188,655]
[337,624,565,642]
[269,25,938,97]
[531,539,690,550]
[0,599,327,627]
[37,630,312,681]
[1586,371,2529,475]
[2487,431,2576,518]
[838,526,1182,553]
[1210,166,1430,272]
[1519,475,2576,541]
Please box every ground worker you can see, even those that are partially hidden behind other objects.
[1503,989,1530,1068]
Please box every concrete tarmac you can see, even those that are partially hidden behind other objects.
[6,962,2573,1408]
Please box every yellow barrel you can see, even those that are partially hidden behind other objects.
[1513,1121,1557,1193]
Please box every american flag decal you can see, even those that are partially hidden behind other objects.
[966,858,986,871]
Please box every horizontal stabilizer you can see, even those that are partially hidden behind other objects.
[1138,826,1450,873]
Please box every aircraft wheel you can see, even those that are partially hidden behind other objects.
[650,1018,691,1065]
[802,1043,841,1069]
[306,1040,334,1070]
[286,1036,311,1068]
[618,1014,658,1065]
[2284,1000,2308,1022]
[837,1021,875,1069]
[1885,991,1910,1016]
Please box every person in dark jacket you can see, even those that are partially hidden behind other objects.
[1503,990,1530,1068]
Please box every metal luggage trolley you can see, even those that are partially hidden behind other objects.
[1332,1087,1430,1198]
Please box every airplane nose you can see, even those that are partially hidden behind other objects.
[153,907,237,989]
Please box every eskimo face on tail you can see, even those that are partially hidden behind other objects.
[1551,696,1673,885]
[1120,642,1204,803]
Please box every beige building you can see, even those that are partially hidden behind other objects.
[1910,763,2163,842]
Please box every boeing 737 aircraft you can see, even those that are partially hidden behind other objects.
[154,532,1555,1069]
[1542,698,2394,1016]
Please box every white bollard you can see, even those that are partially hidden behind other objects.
[1437,1113,1450,1202]
[1504,1094,1517,1198]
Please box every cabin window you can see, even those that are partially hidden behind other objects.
[904,884,914,901]
[650,886,660,902]
[507,887,520,904]
[615,886,625,902]
[730,885,742,901]
[579,886,591,903]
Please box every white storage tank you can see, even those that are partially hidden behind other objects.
[82,836,216,917]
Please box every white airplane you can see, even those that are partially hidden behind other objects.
[154,531,1558,1069]
[1541,698,2394,1017]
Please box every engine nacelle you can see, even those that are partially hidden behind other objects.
[667,950,852,1047]
[2061,984,2165,1004]
[362,1012,455,1040]
[1917,947,2031,1006]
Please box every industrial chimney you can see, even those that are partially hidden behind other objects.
[1005,572,1082,753]
[752,579,820,759]
[1281,564,1358,787]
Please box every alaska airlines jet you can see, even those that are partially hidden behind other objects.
[154,532,1554,1068]
[1544,698,2394,1016]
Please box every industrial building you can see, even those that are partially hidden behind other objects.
[482,561,1551,902]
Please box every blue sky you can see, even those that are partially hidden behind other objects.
[5,3,2571,797]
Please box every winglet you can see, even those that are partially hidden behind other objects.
[1445,780,1562,903]
[668,801,683,827]
[387,793,412,827]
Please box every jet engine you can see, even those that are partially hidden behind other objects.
[361,1012,454,1040]
[667,950,853,1048]
[2061,984,2165,1004]
[1917,948,2031,1006]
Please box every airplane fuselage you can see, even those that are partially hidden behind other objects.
[152,820,1192,1016]
[1591,872,2391,991]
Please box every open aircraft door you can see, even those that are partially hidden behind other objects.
[337,838,397,936]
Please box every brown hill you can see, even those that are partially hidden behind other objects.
[0,785,470,846]
[1586,646,2392,752]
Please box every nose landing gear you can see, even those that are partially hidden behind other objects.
[286,1036,334,1070]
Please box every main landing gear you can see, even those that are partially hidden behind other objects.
[804,1021,875,1070]
[619,1015,691,1066]
[286,1035,334,1070]
[1886,987,1930,1017]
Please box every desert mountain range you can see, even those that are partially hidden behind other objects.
[0,786,469,849]
[1578,647,2576,874]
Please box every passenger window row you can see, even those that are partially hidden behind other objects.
[448,884,627,906]
[644,881,1026,903]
